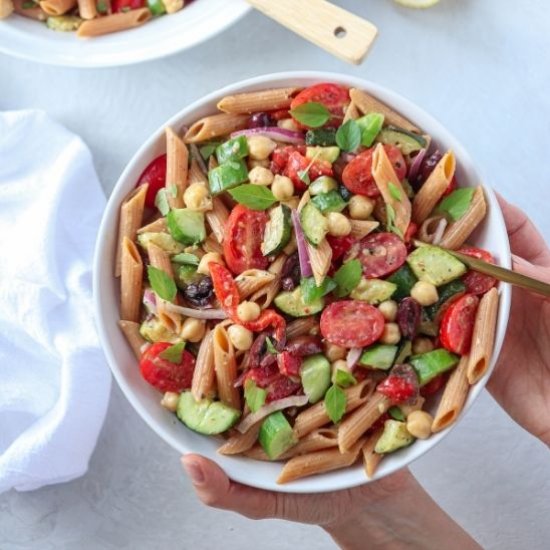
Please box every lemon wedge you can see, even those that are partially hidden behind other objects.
[394,0,440,8]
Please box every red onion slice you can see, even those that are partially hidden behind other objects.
[231,127,305,145]
[346,347,363,369]
[236,395,309,434]
[163,302,228,320]
[291,209,313,278]
[143,288,157,314]
[432,217,448,246]
[408,148,427,182]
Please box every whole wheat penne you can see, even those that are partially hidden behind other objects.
[213,324,241,410]
[118,320,146,360]
[467,287,499,384]
[293,380,375,438]
[12,0,46,19]
[137,217,167,234]
[279,428,338,459]
[77,0,96,19]
[349,88,420,133]
[77,7,151,37]
[349,220,379,240]
[205,196,229,244]
[217,87,301,114]
[188,159,208,186]
[191,329,216,401]
[235,269,276,299]
[296,190,311,213]
[418,215,448,244]
[338,392,391,453]
[412,151,456,225]
[249,254,286,309]
[343,101,360,123]
[120,237,143,322]
[218,421,262,455]
[243,445,273,461]
[115,184,148,277]
[439,187,487,250]
[308,239,332,287]
[203,234,223,255]
[277,438,364,484]
[184,113,249,143]
[39,0,74,15]
[286,316,319,340]
[362,428,384,478]
[432,355,470,433]
[165,127,188,209]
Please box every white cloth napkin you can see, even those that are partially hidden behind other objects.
[0,110,111,493]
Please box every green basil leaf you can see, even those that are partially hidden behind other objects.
[324,384,347,424]
[301,276,337,304]
[289,102,331,128]
[334,368,357,388]
[436,188,475,221]
[154,187,170,216]
[388,405,406,422]
[228,184,277,211]
[159,341,186,363]
[171,252,200,266]
[335,120,361,152]
[333,259,362,298]
[388,182,402,202]
[147,266,177,302]
[244,379,267,413]
[386,204,404,239]
[96,0,107,13]
[199,142,221,160]
[265,337,277,355]
[356,112,385,147]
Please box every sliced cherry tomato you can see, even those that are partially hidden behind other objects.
[290,83,350,128]
[270,145,306,175]
[439,293,480,355]
[284,151,333,193]
[266,375,302,402]
[356,232,407,279]
[420,373,447,397]
[327,235,356,262]
[136,154,167,208]
[139,342,196,393]
[277,351,302,378]
[342,145,406,197]
[112,0,144,12]
[320,300,385,348]
[377,364,420,405]
[460,247,497,295]
[223,205,269,275]
[209,262,240,316]
[245,362,280,388]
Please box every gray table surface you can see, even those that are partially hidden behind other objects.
[1,1,550,548]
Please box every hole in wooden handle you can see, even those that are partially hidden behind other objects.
[334,26,347,39]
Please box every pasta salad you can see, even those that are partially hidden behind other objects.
[116,83,499,484]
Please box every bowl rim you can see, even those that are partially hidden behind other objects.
[94,71,512,493]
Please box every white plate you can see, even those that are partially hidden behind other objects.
[0,0,250,67]
[94,71,512,493]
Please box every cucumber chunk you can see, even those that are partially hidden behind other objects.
[395,340,413,364]
[305,128,337,146]
[259,412,298,459]
[359,344,398,370]
[262,204,292,256]
[140,317,180,344]
[208,159,248,195]
[410,349,459,385]
[407,245,467,286]
[300,202,328,246]
[137,232,186,254]
[215,136,249,164]
[177,391,240,435]
[387,264,418,301]
[377,126,427,155]
[174,264,202,289]
[306,146,340,164]
[309,176,338,196]
[425,279,467,320]
[274,287,324,317]
[311,191,348,214]
[374,419,415,454]
[300,354,331,403]
[167,209,206,245]
[350,278,397,305]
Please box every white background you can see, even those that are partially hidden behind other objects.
[1,0,550,548]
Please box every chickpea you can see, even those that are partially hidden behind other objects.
[183,183,211,211]
[327,212,352,237]
[348,195,375,220]
[324,342,347,362]
[281,196,300,210]
[332,359,348,372]
[248,159,270,170]
[180,318,206,343]
[380,322,401,345]
[406,410,433,439]
[277,118,299,132]
[163,0,182,13]
[271,175,294,201]
[412,337,434,355]
[227,325,253,351]
[197,252,224,275]
[247,136,277,160]
[248,166,274,186]
[237,301,261,322]
[378,300,398,322]
[411,281,439,307]
[160,391,180,412]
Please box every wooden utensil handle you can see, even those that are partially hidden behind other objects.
[246,0,378,65]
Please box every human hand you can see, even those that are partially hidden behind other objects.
[487,196,550,444]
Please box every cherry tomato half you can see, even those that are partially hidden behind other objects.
[327,235,356,262]
[277,351,302,378]
[284,151,333,193]
[139,342,196,393]
[460,247,497,295]
[356,232,408,279]
[290,83,350,128]
[342,145,406,197]
[223,205,269,275]
[270,145,306,175]
[112,0,144,13]
[439,293,480,355]
[136,154,167,208]
[320,300,385,348]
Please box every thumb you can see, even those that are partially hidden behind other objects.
[512,254,550,284]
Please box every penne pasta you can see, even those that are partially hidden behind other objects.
[286,316,319,340]
[337,392,391,453]
[308,239,332,287]
[432,355,470,433]
[165,127,188,209]
[205,196,229,244]
[343,100,360,123]
[184,113,250,143]
[349,220,379,240]
[249,254,286,309]
[439,186,487,250]
[213,324,241,410]
[120,237,143,322]
[77,0,96,19]
[279,427,338,459]
[202,234,223,255]
[243,445,273,461]
[188,159,208,187]
[191,329,216,401]
[77,7,151,37]
[137,217,167,235]
[349,88,420,133]
[362,428,384,478]
[217,87,301,114]
[12,0,46,20]
[218,421,262,455]
[235,269,276,299]
[467,287,499,385]
[39,0,74,15]
[118,320,146,360]
[412,151,456,225]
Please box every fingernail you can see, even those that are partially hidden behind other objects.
[182,456,205,485]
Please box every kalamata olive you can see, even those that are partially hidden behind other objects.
[397,297,422,340]
[285,334,323,357]
[338,184,352,202]
[281,252,301,287]
[183,276,213,307]
[412,150,443,189]
[248,333,268,370]
[281,252,299,278]
[249,112,274,128]
[281,277,296,291]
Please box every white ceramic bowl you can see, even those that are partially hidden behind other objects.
[0,0,250,67]
[94,71,512,493]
